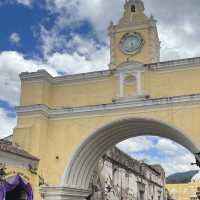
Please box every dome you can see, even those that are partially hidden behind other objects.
[191,171,200,182]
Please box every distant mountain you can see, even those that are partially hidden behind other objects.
[166,170,199,184]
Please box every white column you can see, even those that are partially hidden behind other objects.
[119,73,125,98]
[136,71,142,96]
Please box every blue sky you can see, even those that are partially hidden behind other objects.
[0,0,200,175]
[0,2,47,56]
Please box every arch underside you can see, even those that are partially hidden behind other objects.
[63,118,200,190]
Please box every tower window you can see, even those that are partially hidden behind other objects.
[131,5,136,12]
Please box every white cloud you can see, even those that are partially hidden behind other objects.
[0,0,32,6]
[0,51,57,106]
[117,137,154,153]
[42,0,200,62]
[0,108,16,139]
[39,0,124,57]
[155,138,182,156]
[16,0,32,6]
[117,136,198,176]
[134,150,198,176]
[9,33,21,45]
[47,47,109,74]
[46,0,124,32]
[39,25,67,56]
[67,34,101,56]
[46,34,109,74]
[163,153,198,176]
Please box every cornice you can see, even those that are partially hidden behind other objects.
[40,186,91,199]
[19,57,200,85]
[146,57,200,71]
[20,69,113,84]
[0,150,38,169]
[116,61,144,73]
[111,22,155,34]
[16,94,200,119]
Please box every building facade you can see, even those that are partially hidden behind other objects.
[90,147,166,200]
[0,0,200,200]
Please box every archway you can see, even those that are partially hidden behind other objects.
[40,118,200,200]
[6,185,27,200]
[0,175,33,200]
[63,118,200,190]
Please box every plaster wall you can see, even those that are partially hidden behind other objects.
[19,66,200,108]
[166,182,200,200]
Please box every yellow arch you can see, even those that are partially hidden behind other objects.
[62,117,200,189]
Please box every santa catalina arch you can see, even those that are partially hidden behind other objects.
[18,57,200,199]
[4,0,200,200]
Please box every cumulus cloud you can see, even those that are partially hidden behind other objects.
[41,0,200,61]
[45,0,124,32]
[144,0,200,60]
[0,108,16,138]
[40,0,124,54]
[9,32,21,45]
[0,51,57,106]
[155,138,181,156]
[117,137,154,153]
[47,42,109,74]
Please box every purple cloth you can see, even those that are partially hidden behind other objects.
[0,175,33,200]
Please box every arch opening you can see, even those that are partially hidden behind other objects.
[6,185,27,200]
[62,118,200,191]
[0,175,33,200]
[117,135,199,176]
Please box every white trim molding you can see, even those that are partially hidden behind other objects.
[0,151,38,169]
[40,186,91,200]
[20,70,112,84]
[16,94,200,119]
[146,57,200,71]
[19,57,200,85]
[118,70,143,98]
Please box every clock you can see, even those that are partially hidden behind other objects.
[120,32,144,54]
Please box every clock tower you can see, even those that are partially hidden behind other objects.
[109,0,160,69]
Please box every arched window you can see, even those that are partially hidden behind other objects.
[131,4,136,12]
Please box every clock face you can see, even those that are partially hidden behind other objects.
[120,32,144,54]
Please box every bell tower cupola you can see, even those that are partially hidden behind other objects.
[109,0,160,69]
[123,0,145,21]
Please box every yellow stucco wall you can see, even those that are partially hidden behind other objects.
[166,182,200,200]
[20,66,200,108]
